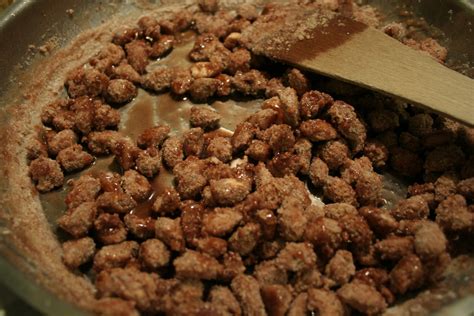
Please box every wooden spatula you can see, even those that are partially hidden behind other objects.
[242,8,474,126]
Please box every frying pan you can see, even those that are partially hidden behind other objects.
[0,1,473,315]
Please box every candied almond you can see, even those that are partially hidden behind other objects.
[152,187,180,214]
[106,79,137,104]
[299,119,338,142]
[95,268,159,312]
[189,106,221,130]
[94,213,128,245]
[300,90,333,119]
[174,250,223,280]
[155,217,185,252]
[231,275,266,316]
[62,237,96,269]
[139,239,170,269]
[202,207,242,237]
[97,191,137,214]
[141,66,173,92]
[210,178,251,206]
[337,281,387,315]
[261,284,293,316]
[307,288,345,316]
[57,145,94,172]
[325,250,356,286]
[57,202,97,238]
[209,286,241,316]
[65,174,101,208]
[375,236,414,261]
[229,222,261,256]
[327,100,366,153]
[389,254,424,294]
[93,241,139,271]
[125,40,150,74]
[122,170,152,202]
[276,242,317,272]
[29,157,64,192]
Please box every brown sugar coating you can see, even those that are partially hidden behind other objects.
[389,254,425,294]
[182,127,205,157]
[136,148,162,178]
[65,174,101,208]
[323,176,358,206]
[138,125,171,149]
[232,122,256,152]
[338,281,387,315]
[196,237,228,257]
[62,237,96,269]
[318,139,350,170]
[26,137,48,160]
[210,178,250,206]
[457,177,474,200]
[189,105,221,130]
[29,157,64,192]
[327,101,366,153]
[57,202,97,238]
[260,284,292,316]
[141,66,173,92]
[46,129,78,156]
[374,236,414,261]
[86,131,123,155]
[300,90,333,119]
[391,195,430,220]
[152,188,180,214]
[363,141,389,169]
[414,221,447,259]
[325,250,356,286]
[98,171,122,193]
[95,268,159,312]
[94,298,140,316]
[359,206,398,237]
[111,139,140,170]
[121,170,152,202]
[96,191,137,214]
[161,136,184,168]
[190,78,219,101]
[155,217,185,252]
[233,70,268,97]
[151,35,175,58]
[174,250,223,280]
[231,274,266,316]
[26,1,474,315]
[65,67,109,98]
[307,288,345,315]
[110,62,141,83]
[139,239,170,269]
[106,79,138,104]
[276,242,317,272]
[124,214,155,239]
[259,124,295,154]
[299,119,338,142]
[125,40,150,74]
[209,286,241,316]
[436,194,474,232]
[229,222,261,256]
[202,207,242,236]
[94,213,128,245]
[93,241,139,271]
[56,144,94,172]
[207,136,233,162]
